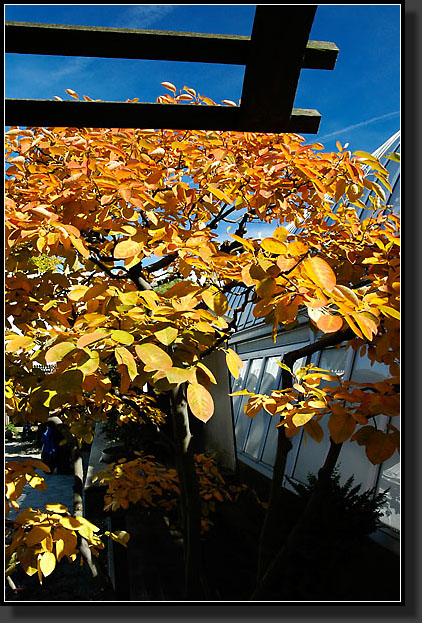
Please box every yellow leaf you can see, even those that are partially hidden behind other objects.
[261,237,287,254]
[207,184,233,204]
[107,530,130,547]
[39,551,56,577]
[201,287,228,316]
[166,367,193,384]
[225,348,243,379]
[5,335,35,353]
[76,329,109,349]
[304,419,323,442]
[187,383,214,422]
[328,411,356,443]
[196,361,218,384]
[292,411,315,427]
[256,276,276,298]
[135,343,173,372]
[111,330,135,345]
[77,348,100,375]
[273,226,289,241]
[379,305,400,320]
[316,313,343,334]
[26,526,51,547]
[68,285,89,301]
[155,326,178,346]
[115,346,138,380]
[45,341,76,364]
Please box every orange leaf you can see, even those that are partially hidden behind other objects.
[114,240,142,259]
[316,314,343,334]
[187,383,214,422]
[303,256,336,291]
[328,411,356,443]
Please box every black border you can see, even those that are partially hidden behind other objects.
[4,1,419,622]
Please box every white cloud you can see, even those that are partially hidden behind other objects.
[115,5,177,29]
[318,111,400,141]
[48,57,93,81]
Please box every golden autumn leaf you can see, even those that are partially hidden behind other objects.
[328,410,357,443]
[114,240,142,259]
[207,184,233,205]
[111,330,135,345]
[76,329,110,349]
[115,346,138,380]
[155,326,179,346]
[257,277,278,300]
[39,551,56,577]
[5,335,35,352]
[187,383,214,422]
[225,348,244,379]
[261,237,287,255]
[302,256,337,291]
[45,341,76,364]
[135,343,173,372]
[292,411,315,427]
[201,287,228,316]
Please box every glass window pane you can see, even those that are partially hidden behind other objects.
[376,416,400,531]
[332,353,390,487]
[235,358,263,450]
[350,353,390,384]
[244,357,280,459]
[389,177,400,215]
[262,357,307,468]
[231,359,249,424]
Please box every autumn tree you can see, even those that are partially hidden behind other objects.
[5,84,399,599]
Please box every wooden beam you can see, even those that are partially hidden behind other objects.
[5,21,338,69]
[240,6,318,131]
[5,98,321,134]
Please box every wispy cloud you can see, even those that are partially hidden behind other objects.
[48,57,93,81]
[115,5,177,29]
[318,111,400,141]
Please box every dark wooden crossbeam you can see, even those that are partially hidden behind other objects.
[5,99,321,134]
[5,20,338,69]
[5,6,339,133]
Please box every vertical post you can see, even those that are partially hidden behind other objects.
[240,5,317,131]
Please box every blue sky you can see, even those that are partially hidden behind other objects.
[5,4,400,154]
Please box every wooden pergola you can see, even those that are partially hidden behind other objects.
[5,5,338,133]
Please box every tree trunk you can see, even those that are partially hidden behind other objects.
[48,416,115,596]
[251,438,343,600]
[255,357,295,582]
[254,329,354,590]
[170,383,204,600]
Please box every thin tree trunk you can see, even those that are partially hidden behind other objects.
[170,383,204,600]
[48,416,115,595]
[251,438,343,600]
[253,330,353,595]
[255,355,295,582]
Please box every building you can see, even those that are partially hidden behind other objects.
[206,131,400,551]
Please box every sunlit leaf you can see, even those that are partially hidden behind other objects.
[303,256,336,291]
[135,343,173,372]
[187,383,214,422]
